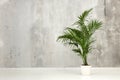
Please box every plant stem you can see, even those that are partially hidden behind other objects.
[83,56,88,65]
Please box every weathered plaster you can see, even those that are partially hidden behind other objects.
[0,0,120,67]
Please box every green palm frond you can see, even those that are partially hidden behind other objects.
[57,8,102,65]
[57,32,73,42]
[78,8,93,25]
[72,48,82,56]
[88,20,102,35]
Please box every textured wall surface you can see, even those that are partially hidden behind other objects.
[0,0,120,67]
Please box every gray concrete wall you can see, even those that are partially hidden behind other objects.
[0,0,120,67]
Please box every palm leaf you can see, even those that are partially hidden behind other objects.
[57,8,102,65]
[88,20,102,35]
[72,48,82,56]
[78,8,93,25]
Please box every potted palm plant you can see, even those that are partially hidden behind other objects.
[57,9,102,75]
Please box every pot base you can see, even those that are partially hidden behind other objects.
[81,65,91,75]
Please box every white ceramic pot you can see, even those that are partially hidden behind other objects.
[81,65,91,75]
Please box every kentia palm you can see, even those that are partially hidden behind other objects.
[57,9,102,75]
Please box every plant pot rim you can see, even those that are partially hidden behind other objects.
[81,64,91,66]
[81,64,91,67]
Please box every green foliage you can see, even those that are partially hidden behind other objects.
[57,8,102,65]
